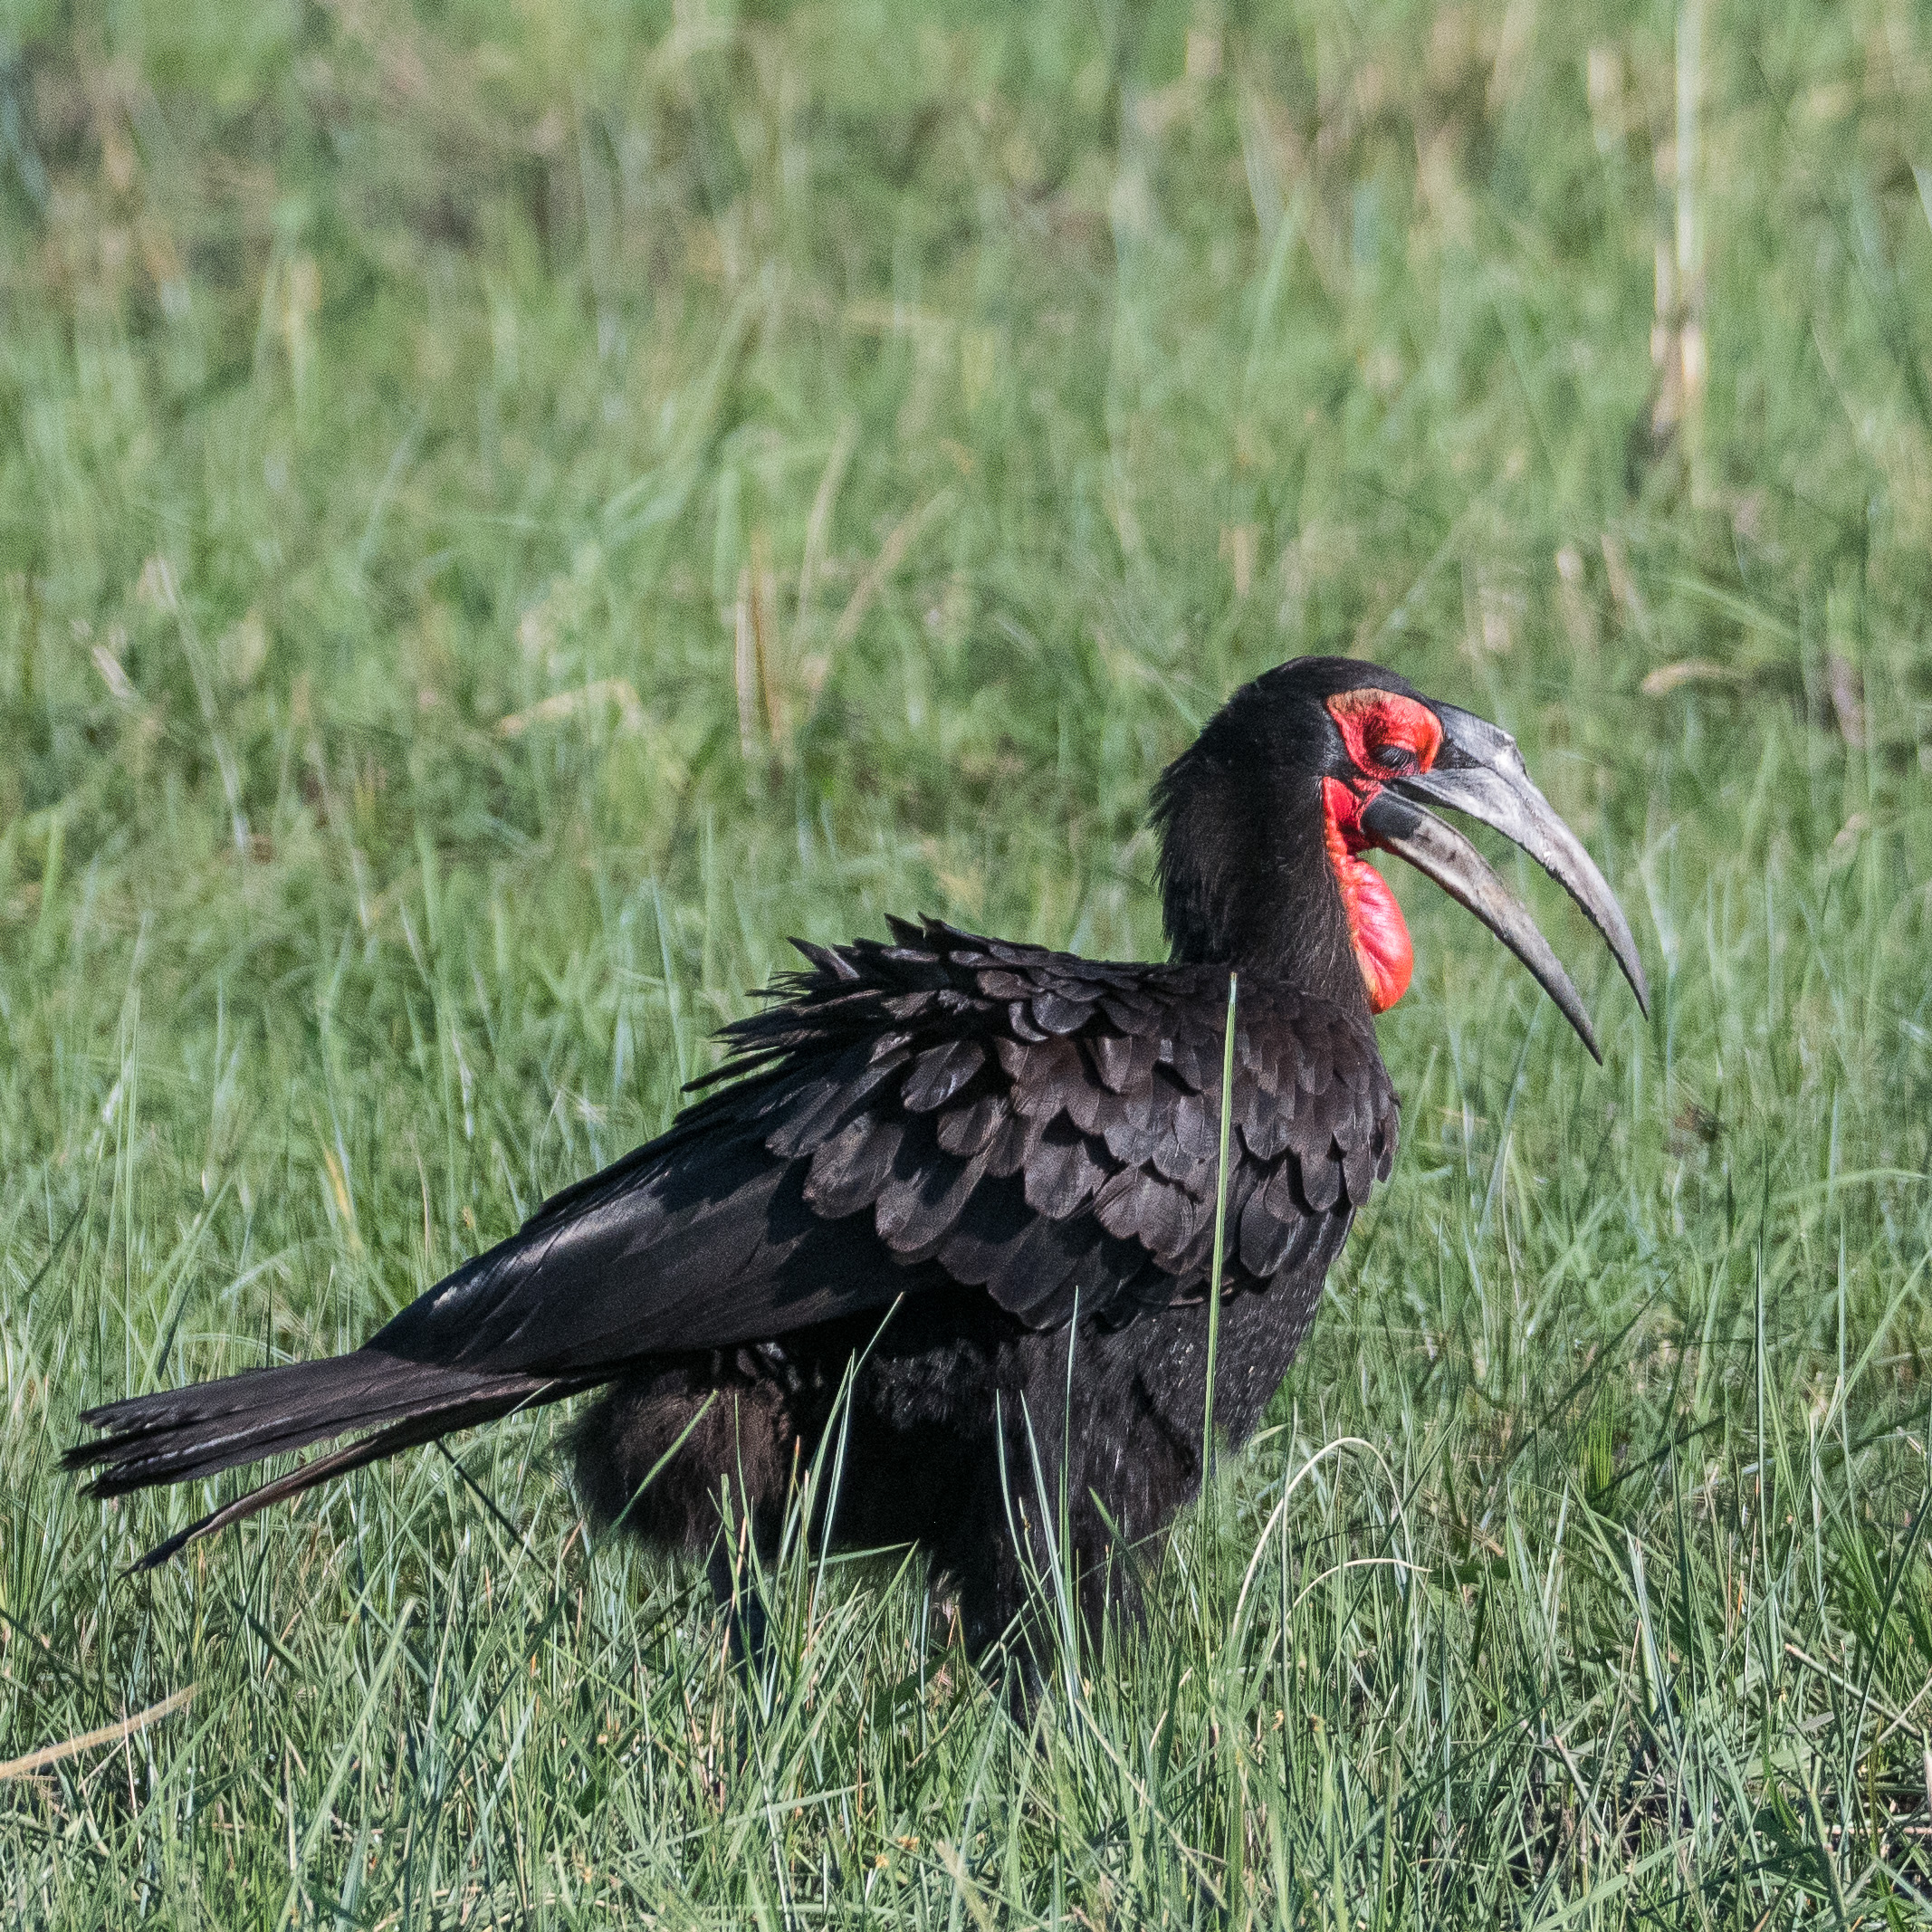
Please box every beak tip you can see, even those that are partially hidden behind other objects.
[1564,1005,1602,1063]
[1395,741,1652,1055]
[1620,954,1651,1020]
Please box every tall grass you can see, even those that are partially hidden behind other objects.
[3,0,1932,1922]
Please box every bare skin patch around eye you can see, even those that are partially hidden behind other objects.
[1325,688,1443,779]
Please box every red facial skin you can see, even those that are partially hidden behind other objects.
[1320,690,1444,1013]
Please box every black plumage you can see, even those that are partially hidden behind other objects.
[67,656,1645,1661]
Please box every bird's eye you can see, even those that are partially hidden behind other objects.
[1372,743,1415,775]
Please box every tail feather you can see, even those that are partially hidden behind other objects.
[124,1388,576,1572]
[64,1347,599,1566]
[68,1353,566,1497]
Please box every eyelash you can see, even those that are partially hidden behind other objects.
[1372,744,1415,774]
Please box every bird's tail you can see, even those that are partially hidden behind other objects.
[63,1352,590,1570]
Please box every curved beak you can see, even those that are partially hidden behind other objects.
[1359,703,1650,1061]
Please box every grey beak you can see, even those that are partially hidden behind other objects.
[1359,703,1649,1058]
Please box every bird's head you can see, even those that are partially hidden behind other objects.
[1152,656,1649,1058]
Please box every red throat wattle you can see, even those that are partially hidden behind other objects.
[1320,690,1444,1014]
[1322,779,1412,1011]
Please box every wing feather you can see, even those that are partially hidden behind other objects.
[805,1113,905,1219]
[903,1038,984,1114]
[344,920,1398,1373]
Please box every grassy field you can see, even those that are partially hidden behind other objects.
[5,0,1932,1922]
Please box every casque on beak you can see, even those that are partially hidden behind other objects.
[1359,702,1649,1061]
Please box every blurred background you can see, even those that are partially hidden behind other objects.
[5,1,1932,1924]
[6,0,1928,1001]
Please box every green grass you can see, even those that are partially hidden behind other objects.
[5,0,1932,1922]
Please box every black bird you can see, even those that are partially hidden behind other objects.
[68,658,1646,1659]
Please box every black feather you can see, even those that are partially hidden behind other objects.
[805,1114,906,1219]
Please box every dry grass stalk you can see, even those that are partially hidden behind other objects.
[0,1684,197,1781]
[1651,0,1705,461]
[496,679,647,739]
[750,528,783,747]
[831,492,952,650]
[795,418,858,658]
[733,566,759,760]
[1825,654,1867,748]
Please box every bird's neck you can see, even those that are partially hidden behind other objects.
[1152,743,1390,1014]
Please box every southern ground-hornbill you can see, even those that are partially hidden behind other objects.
[69,657,1646,1659]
